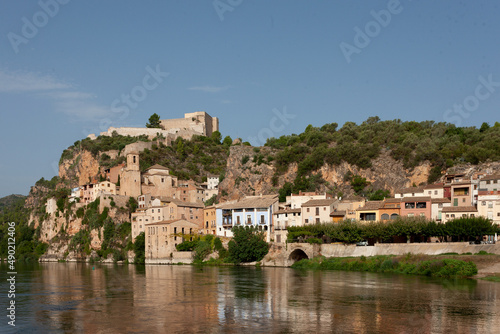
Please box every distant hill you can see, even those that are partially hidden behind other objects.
[0,194,26,212]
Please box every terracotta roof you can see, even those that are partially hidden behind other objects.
[274,208,301,215]
[384,198,401,203]
[396,186,425,194]
[302,199,336,207]
[146,164,169,171]
[330,210,346,217]
[356,201,384,211]
[431,198,451,203]
[171,199,204,208]
[341,195,365,202]
[480,174,500,181]
[424,183,444,189]
[441,206,477,213]
[145,219,199,226]
[451,182,472,186]
[218,195,278,210]
[401,196,432,202]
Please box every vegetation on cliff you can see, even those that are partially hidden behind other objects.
[291,254,478,278]
[60,132,150,164]
[287,217,500,244]
[267,118,500,197]
[0,195,48,262]
[139,132,230,183]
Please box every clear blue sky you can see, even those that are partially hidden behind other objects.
[1,0,499,197]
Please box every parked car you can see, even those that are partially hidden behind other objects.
[356,241,368,246]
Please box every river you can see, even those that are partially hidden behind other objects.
[1,262,499,333]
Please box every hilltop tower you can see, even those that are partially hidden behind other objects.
[119,152,141,197]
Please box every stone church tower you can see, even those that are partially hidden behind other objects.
[119,152,141,198]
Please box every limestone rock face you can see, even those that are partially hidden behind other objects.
[59,150,100,187]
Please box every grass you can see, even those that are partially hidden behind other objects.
[480,275,500,282]
[292,254,478,279]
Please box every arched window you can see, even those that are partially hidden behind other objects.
[381,213,389,220]
[390,213,399,220]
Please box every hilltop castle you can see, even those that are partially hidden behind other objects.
[88,111,219,141]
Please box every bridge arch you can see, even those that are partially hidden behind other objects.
[289,248,309,263]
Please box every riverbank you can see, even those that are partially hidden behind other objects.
[290,253,500,279]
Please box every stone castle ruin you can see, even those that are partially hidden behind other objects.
[89,111,219,142]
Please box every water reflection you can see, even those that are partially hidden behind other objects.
[1,262,500,333]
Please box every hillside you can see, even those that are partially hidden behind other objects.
[3,117,499,263]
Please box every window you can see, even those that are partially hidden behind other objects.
[434,190,438,195]
[470,214,475,217]
[307,208,310,212]
[451,214,455,218]
[316,218,320,223]
[315,208,319,215]
[247,215,251,224]
[405,202,415,209]
[482,201,486,206]
[305,219,309,224]
[260,215,265,224]
[236,216,240,225]
[438,203,443,208]
[416,202,426,209]
[462,198,466,203]
[488,202,493,208]
[381,214,389,220]
[407,213,414,218]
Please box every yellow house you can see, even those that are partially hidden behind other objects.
[355,201,383,222]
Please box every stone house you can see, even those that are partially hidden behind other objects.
[145,219,199,260]
[141,164,178,198]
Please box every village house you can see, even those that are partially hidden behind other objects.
[145,219,199,261]
[301,199,337,224]
[176,180,206,203]
[477,174,500,224]
[335,196,366,221]
[441,206,478,223]
[400,196,432,219]
[202,174,219,201]
[431,198,452,222]
[103,163,124,184]
[378,198,401,221]
[451,182,474,207]
[216,195,279,241]
[394,186,425,198]
[423,183,445,198]
[203,205,217,235]
[356,201,384,222]
[330,210,347,222]
[141,164,178,198]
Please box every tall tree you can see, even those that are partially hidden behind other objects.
[146,113,161,128]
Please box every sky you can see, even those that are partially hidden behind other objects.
[0,0,499,198]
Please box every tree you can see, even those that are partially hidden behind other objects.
[146,113,161,128]
[480,122,490,133]
[222,136,233,147]
[133,232,145,264]
[228,226,269,263]
[211,130,222,144]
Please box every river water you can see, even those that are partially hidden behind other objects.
[1,262,500,333]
